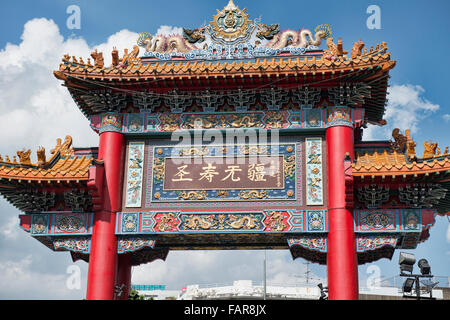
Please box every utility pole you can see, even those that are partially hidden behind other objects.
[303,261,312,285]
[263,250,267,300]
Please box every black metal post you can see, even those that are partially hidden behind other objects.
[415,276,420,300]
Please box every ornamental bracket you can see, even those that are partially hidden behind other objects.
[87,159,104,211]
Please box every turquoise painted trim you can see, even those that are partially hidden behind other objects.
[354,209,426,233]
[29,213,94,236]
[116,210,328,235]
[89,108,365,135]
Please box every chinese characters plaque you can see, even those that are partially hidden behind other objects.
[150,144,297,202]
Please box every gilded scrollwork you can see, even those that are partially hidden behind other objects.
[228,114,259,128]
[284,155,296,178]
[182,113,263,130]
[217,191,229,198]
[183,115,218,129]
[238,190,269,199]
[265,111,285,129]
[153,158,165,181]
[156,213,178,232]
[180,213,262,231]
[265,211,287,231]
[179,147,211,157]
[238,145,269,155]
[229,215,259,229]
[178,190,208,200]
[160,114,181,131]
[182,215,215,230]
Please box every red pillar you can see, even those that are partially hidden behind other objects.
[115,254,132,300]
[326,125,358,300]
[86,130,125,300]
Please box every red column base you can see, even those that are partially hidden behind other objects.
[86,130,125,300]
[115,254,132,300]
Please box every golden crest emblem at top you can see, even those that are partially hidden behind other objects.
[209,0,252,42]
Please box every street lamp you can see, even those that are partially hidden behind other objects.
[398,252,435,300]
[418,259,431,275]
[399,252,415,275]
[318,283,328,300]
[402,278,415,293]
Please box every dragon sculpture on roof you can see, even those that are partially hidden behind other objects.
[136,0,331,58]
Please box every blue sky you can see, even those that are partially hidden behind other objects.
[0,0,449,299]
[1,0,450,144]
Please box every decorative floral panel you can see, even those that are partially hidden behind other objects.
[305,138,323,205]
[125,142,145,208]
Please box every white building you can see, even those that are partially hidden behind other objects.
[179,280,321,300]
[134,279,447,300]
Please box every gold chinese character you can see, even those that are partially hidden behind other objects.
[248,163,267,182]
[221,165,242,182]
[172,165,193,182]
[199,163,219,183]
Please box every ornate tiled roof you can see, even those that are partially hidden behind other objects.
[0,156,91,182]
[54,45,394,80]
[53,1,395,125]
[353,129,450,177]
[0,136,93,183]
[353,130,450,217]
[54,45,393,122]
[53,1,395,81]
[353,151,450,176]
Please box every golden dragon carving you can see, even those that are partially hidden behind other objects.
[178,191,208,200]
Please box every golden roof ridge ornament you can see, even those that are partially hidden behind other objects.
[50,135,75,158]
[0,136,74,168]
[405,130,417,160]
[224,0,238,11]
[128,0,338,59]
[209,0,252,42]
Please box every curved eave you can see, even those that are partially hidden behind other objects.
[353,158,450,177]
[53,55,395,124]
[54,53,395,83]
[0,156,92,183]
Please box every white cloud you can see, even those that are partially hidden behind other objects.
[0,18,141,299]
[155,25,183,36]
[0,19,142,158]
[363,84,440,141]
[132,250,326,291]
[0,216,20,239]
[385,84,439,128]
[443,114,450,123]
[92,29,141,66]
[0,255,88,299]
